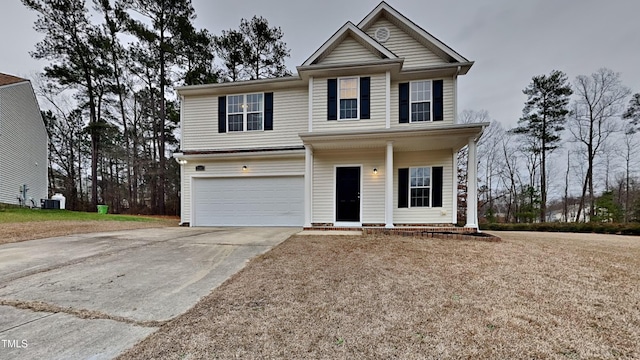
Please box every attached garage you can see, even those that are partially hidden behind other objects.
[192,176,304,226]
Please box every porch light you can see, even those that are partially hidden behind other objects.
[242,166,248,171]
[373,168,378,174]
[177,159,188,165]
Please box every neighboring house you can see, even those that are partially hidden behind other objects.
[0,73,48,206]
[175,2,487,228]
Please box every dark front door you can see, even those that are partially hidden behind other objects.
[336,166,360,222]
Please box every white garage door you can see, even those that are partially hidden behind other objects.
[192,176,304,226]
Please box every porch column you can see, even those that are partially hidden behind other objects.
[304,145,313,228]
[465,137,478,228]
[385,141,394,228]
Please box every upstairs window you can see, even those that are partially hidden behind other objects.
[339,78,358,120]
[246,93,263,131]
[399,80,442,123]
[410,80,432,122]
[227,93,263,132]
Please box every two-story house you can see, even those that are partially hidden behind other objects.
[175,2,487,229]
[0,73,48,206]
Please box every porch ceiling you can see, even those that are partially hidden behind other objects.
[299,123,488,152]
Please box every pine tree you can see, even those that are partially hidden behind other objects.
[127,0,198,213]
[623,93,640,129]
[23,0,106,209]
[512,70,572,222]
[214,29,248,82]
[240,16,291,79]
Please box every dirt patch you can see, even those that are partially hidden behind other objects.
[0,219,177,245]
[118,232,640,359]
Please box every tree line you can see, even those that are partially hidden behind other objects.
[460,68,640,224]
[23,0,291,214]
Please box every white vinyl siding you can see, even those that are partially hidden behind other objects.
[313,74,386,132]
[365,17,447,69]
[320,36,381,65]
[390,78,455,128]
[181,88,307,151]
[181,156,304,224]
[312,149,385,224]
[0,82,48,205]
[394,150,454,224]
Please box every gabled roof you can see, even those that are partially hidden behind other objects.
[357,1,469,63]
[302,21,398,66]
[0,73,28,87]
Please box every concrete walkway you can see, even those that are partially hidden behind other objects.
[0,227,298,360]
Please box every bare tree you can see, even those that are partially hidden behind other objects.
[569,68,630,222]
[456,110,493,221]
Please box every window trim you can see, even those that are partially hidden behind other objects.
[409,166,432,208]
[409,80,433,123]
[226,92,265,132]
[337,77,360,121]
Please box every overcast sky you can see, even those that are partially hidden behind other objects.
[2,0,639,128]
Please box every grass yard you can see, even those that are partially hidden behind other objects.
[0,207,177,244]
[0,207,159,223]
[119,231,640,359]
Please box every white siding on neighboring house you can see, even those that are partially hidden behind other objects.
[319,36,380,65]
[0,82,48,205]
[181,88,307,151]
[181,156,304,224]
[365,17,447,69]
[312,73,387,132]
[312,149,386,224]
[393,150,454,224]
[389,77,455,128]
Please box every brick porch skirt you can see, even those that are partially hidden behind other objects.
[304,224,500,242]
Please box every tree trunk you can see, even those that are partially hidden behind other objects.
[158,21,167,215]
[540,123,547,223]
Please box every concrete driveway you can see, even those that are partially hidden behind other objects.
[0,227,298,360]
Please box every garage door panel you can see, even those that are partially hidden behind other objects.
[193,176,303,226]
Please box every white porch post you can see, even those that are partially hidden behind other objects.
[465,137,478,228]
[304,145,313,228]
[385,141,394,228]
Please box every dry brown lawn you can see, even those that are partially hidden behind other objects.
[119,231,640,359]
[0,219,177,245]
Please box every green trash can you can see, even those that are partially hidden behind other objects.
[97,205,108,214]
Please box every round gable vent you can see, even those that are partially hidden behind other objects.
[374,27,390,43]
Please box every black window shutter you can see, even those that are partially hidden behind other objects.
[398,168,409,208]
[327,79,337,120]
[399,82,409,123]
[218,96,226,133]
[264,92,273,130]
[432,166,443,207]
[360,77,370,119]
[433,80,443,121]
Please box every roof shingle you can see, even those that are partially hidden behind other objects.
[0,73,28,87]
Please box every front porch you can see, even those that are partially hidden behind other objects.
[300,123,486,230]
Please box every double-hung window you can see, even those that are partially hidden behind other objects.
[410,80,432,122]
[227,93,264,132]
[410,167,431,207]
[339,78,358,120]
